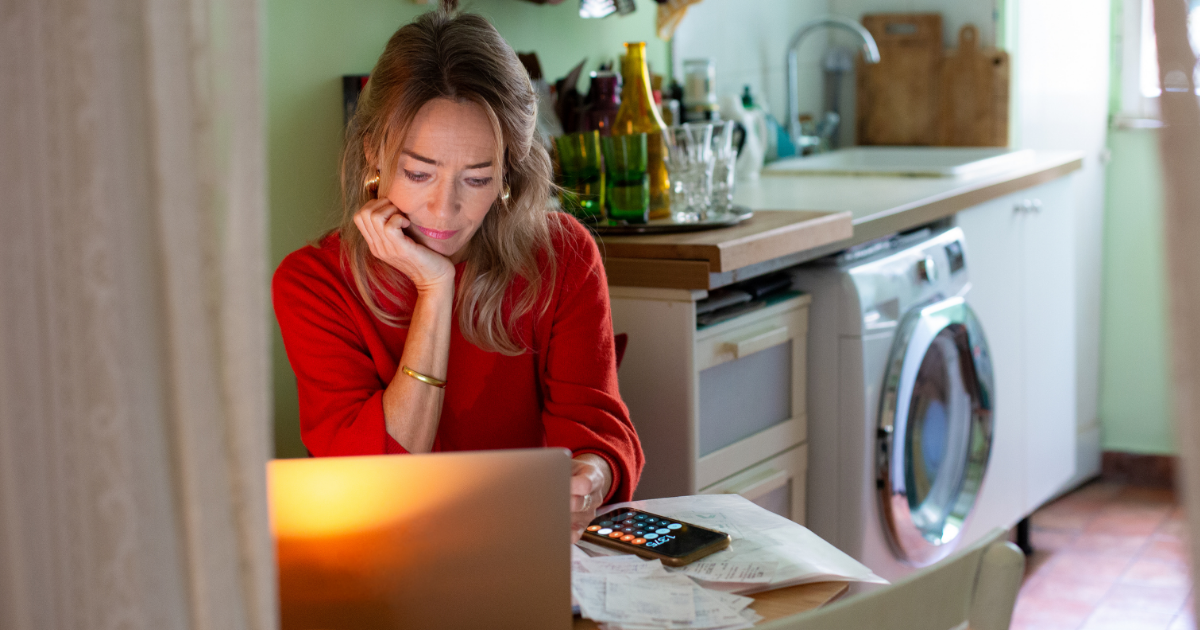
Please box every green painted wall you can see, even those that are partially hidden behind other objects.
[1098,128,1172,454]
[267,0,666,457]
[1096,0,1173,455]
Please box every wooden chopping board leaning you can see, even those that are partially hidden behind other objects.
[855,13,943,146]
[855,15,1010,147]
[938,24,1009,147]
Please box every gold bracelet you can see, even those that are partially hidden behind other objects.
[401,365,447,388]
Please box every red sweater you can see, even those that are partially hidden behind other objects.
[272,214,643,502]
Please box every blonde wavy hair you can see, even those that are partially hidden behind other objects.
[338,1,557,355]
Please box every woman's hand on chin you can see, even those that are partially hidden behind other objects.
[569,454,612,543]
[354,198,455,293]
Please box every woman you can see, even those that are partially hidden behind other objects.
[272,1,643,541]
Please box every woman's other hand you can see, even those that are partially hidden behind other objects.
[569,453,612,543]
[353,197,455,293]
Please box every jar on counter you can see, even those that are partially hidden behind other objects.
[682,58,718,122]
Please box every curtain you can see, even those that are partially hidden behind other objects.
[0,0,275,629]
[1153,0,1200,624]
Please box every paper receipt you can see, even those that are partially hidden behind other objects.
[675,560,778,584]
[604,575,696,623]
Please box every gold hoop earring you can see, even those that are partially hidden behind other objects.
[500,184,511,202]
[364,172,380,198]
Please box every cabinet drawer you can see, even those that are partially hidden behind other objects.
[693,299,808,462]
[695,296,808,372]
[696,416,805,489]
[700,444,807,525]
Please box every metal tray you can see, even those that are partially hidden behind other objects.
[589,206,753,235]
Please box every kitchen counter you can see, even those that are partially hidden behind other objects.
[597,150,1082,290]
[598,210,852,290]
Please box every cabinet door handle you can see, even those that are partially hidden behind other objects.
[728,326,789,359]
[1014,198,1043,213]
[724,469,789,502]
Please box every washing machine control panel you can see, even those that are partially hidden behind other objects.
[944,241,965,274]
[844,229,971,324]
[916,256,938,283]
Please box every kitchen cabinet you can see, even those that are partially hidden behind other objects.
[953,175,1077,529]
[610,288,811,525]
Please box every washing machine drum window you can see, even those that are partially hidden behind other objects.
[877,296,994,567]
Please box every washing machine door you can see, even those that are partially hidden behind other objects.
[876,296,994,567]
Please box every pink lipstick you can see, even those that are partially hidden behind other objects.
[415,226,459,240]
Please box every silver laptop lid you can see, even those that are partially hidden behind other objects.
[269,448,571,630]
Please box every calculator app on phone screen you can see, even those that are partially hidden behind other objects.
[581,508,730,566]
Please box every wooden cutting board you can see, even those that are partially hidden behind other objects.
[938,25,1010,146]
[856,13,943,146]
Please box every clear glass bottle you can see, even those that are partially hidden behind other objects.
[614,42,671,220]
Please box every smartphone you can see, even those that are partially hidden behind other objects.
[581,508,731,567]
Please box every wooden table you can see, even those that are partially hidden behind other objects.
[572,581,849,629]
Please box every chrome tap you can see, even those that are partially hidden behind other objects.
[785,17,881,150]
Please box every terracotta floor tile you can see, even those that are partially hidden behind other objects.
[1035,501,1106,532]
[1069,532,1150,556]
[1084,508,1172,537]
[1026,549,1058,578]
[1036,550,1137,585]
[1057,496,1119,514]
[1035,528,1081,552]
[1118,486,1179,506]
[1108,504,1176,520]
[1101,583,1190,612]
[1142,537,1192,569]
[1015,480,1192,630]
[1037,489,1114,515]
[1069,480,1126,502]
[1121,557,1193,589]
[1159,518,1190,543]
[1034,510,1098,533]
[1012,595,1097,628]
[1020,574,1112,606]
[1080,604,1176,630]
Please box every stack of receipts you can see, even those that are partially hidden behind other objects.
[572,552,764,630]
[576,494,886,597]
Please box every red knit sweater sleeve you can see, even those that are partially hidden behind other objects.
[538,215,645,503]
[272,242,409,457]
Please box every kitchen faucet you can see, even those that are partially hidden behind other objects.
[785,17,881,151]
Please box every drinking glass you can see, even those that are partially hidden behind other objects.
[555,131,605,222]
[601,133,650,224]
[662,123,713,222]
[710,121,737,213]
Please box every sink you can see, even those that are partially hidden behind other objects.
[763,147,1035,178]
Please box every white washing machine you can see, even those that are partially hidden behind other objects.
[788,226,1009,581]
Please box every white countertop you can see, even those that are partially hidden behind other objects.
[733,150,1084,249]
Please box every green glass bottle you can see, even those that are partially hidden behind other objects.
[614,42,670,220]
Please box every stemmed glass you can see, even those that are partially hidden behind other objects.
[662,123,714,222]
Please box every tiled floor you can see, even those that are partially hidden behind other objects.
[1013,480,1193,630]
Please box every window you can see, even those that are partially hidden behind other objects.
[1139,0,1200,96]
[1119,0,1200,121]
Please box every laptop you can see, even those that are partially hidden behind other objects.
[268,448,572,630]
